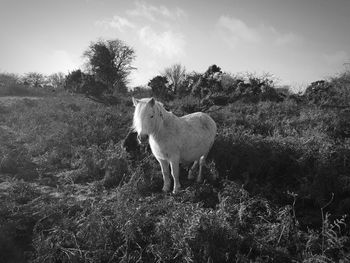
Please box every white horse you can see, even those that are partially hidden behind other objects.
[132,97,217,194]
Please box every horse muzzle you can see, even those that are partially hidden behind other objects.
[137,134,149,144]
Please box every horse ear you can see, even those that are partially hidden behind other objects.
[132,97,139,107]
[149,97,155,107]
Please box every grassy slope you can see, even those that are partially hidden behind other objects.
[0,92,349,262]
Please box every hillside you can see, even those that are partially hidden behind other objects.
[0,85,349,262]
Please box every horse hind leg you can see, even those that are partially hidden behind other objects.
[197,155,206,183]
[188,160,199,180]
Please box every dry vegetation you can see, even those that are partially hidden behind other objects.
[0,69,350,262]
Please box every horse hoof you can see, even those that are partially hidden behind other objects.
[172,188,181,194]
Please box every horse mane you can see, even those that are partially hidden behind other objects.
[151,100,169,136]
[155,101,167,119]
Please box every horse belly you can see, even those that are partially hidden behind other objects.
[178,113,216,163]
[179,130,215,163]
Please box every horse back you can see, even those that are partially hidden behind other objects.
[180,112,217,135]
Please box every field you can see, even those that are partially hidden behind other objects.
[1,80,350,262]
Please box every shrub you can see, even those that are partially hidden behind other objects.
[177,71,202,97]
[191,65,223,98]
[64,69,84,93]
[305,72,350,106]
[64,70,108,96]
[178,95,202,113]
[188,67,284,106]
[148,75,173,100]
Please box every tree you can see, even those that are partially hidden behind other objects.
[163,63,186,95]
[22,72,45,88]
[83,39,135,93]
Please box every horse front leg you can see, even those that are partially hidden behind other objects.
[158,158,171,192]
[169,157,181,194]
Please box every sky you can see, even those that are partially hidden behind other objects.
[1,0,349,90]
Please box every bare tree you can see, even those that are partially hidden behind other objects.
[22,72,45,88]
[163,63,186,95]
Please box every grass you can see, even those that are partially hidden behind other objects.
[0,89,349,262]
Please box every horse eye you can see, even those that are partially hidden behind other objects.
[150,115,154,118]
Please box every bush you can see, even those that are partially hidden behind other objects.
[188,67,284,107]
[64,70,108,96]
[304,72,350,106]
[148,75,173,101]
[191,65,223,98]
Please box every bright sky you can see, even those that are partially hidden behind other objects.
[1,0,349,90]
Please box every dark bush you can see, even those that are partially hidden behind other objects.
[64,69,83,93]
[188,66,284,105]
[64,70,107,96]
[191,65,223,98]
[148,75,173,100]
[81,74,107,97]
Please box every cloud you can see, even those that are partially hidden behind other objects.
[175,7,187,19]
[274,32,302,46]
[138,26,185,58]
[95,15,135,31]
[323,50,348,65]
[217,15,302,48]
[217,16,261,46]
[127,1,186,22]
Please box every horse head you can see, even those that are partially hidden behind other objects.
[132,97,159,143]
